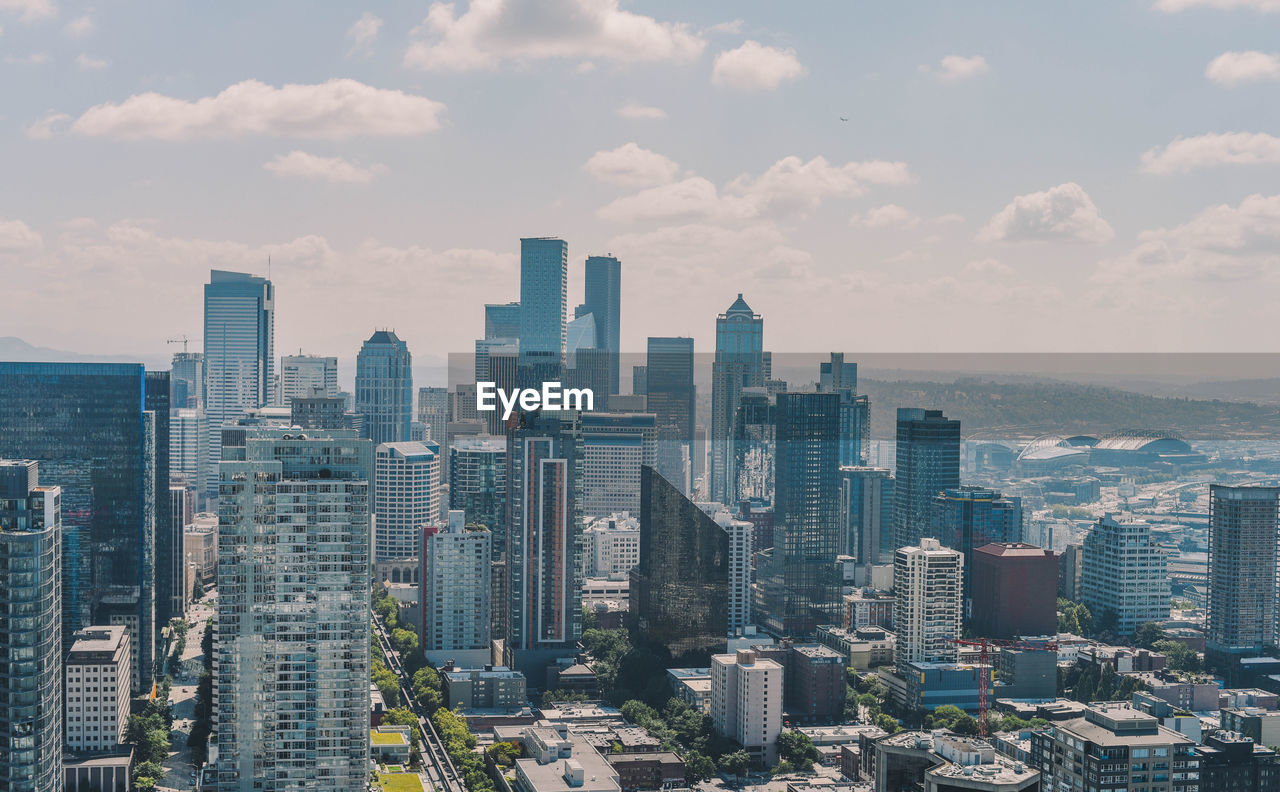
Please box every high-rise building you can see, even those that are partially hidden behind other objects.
[215,428,371,792]
[65,626,130,752]
[417,386,451,451]
[290,390,361,432]
[1207,485,1280,661]
[422,510,492,665]
[760,392,842,637]
[840,466,893,565]
[645,337,695,494]
[355,330,413,446]
[732,388,777,504]
[582,513,641,579]
[204,269,275,500]
[1030,704,1198,792]
[0,362,157,689]
[449,435,507,551]
[172,407,209,494]
[518,237,568,370]
[580,412,658,518]
[583,255,621,395]
[170,350,204,409]
[818,354,870,468]
[892,408,961,552]
[278,354,338,405]
[697,502,755,637]
[929,486,1023,606]
[969,543,1058,638]
[504,410,583,677]
[893,538,962,669]
[485,301,522,341]
[1081,514,1169,636]
[710,294,767,505]
[146,370,181,625]
[374,441,441,562]
[711,650,783,766]
[0,460,62,792]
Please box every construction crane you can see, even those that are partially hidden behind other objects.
[951,638,1059,736]
[167,335,191,353]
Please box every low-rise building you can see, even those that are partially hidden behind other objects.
[1199,731,1280,792]
[1030,703,1199,792]
[1221,689,1280,711]
[63,747,133,792]
[667,668,712,714]
[816,625,896,670]
[371,725,412,765]
[443,664,527,711]
[868,731,1039,792]
[606,752,685,791]
[512,727,621,792]
[844,590,895,631]
[1223,708,1280,750]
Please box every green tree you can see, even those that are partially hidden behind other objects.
[684,750,717,783]
[952,715,980,736]
[487,741,522,766]
[390,627,419,655]
[720,750,751,780]
[776,731,819,772]
[382,707,423,752]
[1152,640,1202,672]
[876,713,901,734]
[1134,622,1165,649]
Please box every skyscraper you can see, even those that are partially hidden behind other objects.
[417,386,450,450]
[1081,514,1169,636]
[645,337,695,494]
[1207,485,1280,661]
[583,255,621,395]
[580,412,658,518]
[839,466,893,565]
[278,354,338,405]
[710,294,767,504]
[0,362,157,689]
[518,237,568,367]
[422,510,492,665]
[760,392,842,637]
[355,329,413,445]
[929,485,1023,607]
[732,388,777,503]
[0,460,62,792]
[170,350,204,409]
[818,353,870,467]
[893,538,963,669]
[449,435,508,551]
[892,408,961,552]
[203,269,274,500]
[374,441,441,562]
[484,301,522,340]
[147,370,181,625]
[215,428,371,792]
[969,543,1058,639]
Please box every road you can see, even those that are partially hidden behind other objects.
[372,611,466,792]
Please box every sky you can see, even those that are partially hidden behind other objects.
[2,0,1280,367]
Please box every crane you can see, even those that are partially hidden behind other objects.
[167,335,191,353]
[951,637,1059,736]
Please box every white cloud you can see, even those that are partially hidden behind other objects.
[75,53,107,70]
[965,258,1012,275]
[616,102,665,120]
[1141,132,1280,173]
[851,204,921,229]
[936,213,966,225]
[60,79,445,140]
[711,41,805,91]
[598,177,754,223]
[403,0,704,71]
[346,12,382,58]
[705,19,744,35]
[584,143,680,187]
[1155,0,1280,10]
[25,111,69,139]
[0,0,56,22]
[264,151,387,184]
[0,218,42,253]
[1206,51,1280,85]
[921,54,990,82]
[4,51,48,64]
[978,182,1114,243]
[63,13,90,36]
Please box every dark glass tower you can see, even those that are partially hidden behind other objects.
[929,485,1023,608]
[582,255,621,396]
[355,329,413,445]
[645,337,695,494]
[146,370,182,627]
[818,353,869,467]
[518,237,568,387]
[892,408,961,552]
[710,294,767,504]
[449,436,508,554]
[0,362,157,690]
[732,388,776,504]
[761,391,842,637]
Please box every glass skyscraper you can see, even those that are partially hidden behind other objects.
[203,269,274,500]
[645,337,696,494]
[146,370,181,625]
[710,294,767,504]
[518,237,568,359]
[582,255,621,395]
[892,407,961,552]
[928,485,1023,608]
[449,435,507,553]
[818,353,869,467]
[355,329,413,446]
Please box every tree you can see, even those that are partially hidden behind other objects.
[952,715,980,736]
[720,750,751,780]
[487,741,522,767]
[390,627,419,655]
[192,577,205,601]
[776,731,819,772]
[382,707,423,752]
[1152,640,1202,672]
[684,750,717,784]
[1134,622,1165,649]
[876,713,901,734]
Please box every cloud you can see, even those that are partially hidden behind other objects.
[598,177,754,223]
[1206,51,1280,85]
[920,54,990,82]
[1141,132,1280,173]
[0,218,42,253]
[75,53,107,70]
[711,41,805,91]
[25,111,69,139]
[0,0,56,22]
[978,182,1114,243]
[583,143,680,187]
[403,0,704,71]
[1154,0,1280,10]
[617,102,665,120]
[936,213,966,225]
[965,258,1013,275]
[705,20,744,35]
[263,151,387,183]
[63,12,90,36]
[347,12,382,58]
[4,51,48,64]
[851,204,921,229]
[59,79,445,140]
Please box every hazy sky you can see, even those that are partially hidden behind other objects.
[3,0,1280,365]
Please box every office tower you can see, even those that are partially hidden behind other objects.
[892,408,961,552]
[204,269,275,499]
[645,337,695,494]
[1058,543,1083,602]
[583,255,621,395]
[422,510,492,665]
[632,467,748,653]
[170,350,204,409]
[710,294,767,505]
[582,513,641,578]
[566,346,612,413]
[485,301,522,340]
[1207,486,1280,662]
[278,354,338,405]
[518,237,568,384]
[969,543,1058,638]
[930,486,1023,605]
[373,441,441,562]
[146,370,181,626]
[711,650,783,766]
[475,338,518,386]
[504,410,583,676]
[449,436,507,553]
[482,347,520,434]
[760,392,842,637]
[0,460,62,792]
[1030,704,1198,792]
[840,466,893,566]
[732,388,776,503]
[172,407,209,493]
[818,353,870,467]
[417,386,451,450]
[65,626,130,752]
[215,427,371,792]
[697,502,755,636]
[632,365,647,396]
[0,362,156,690]
[1081,514,1169,636]
[893,538,962,669]
[580,412,658,518]
[567,311,596,355]
[290,389,361,432]
[355,330,413,445]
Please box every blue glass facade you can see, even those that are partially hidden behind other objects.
[355,329,413,445]
[518,237,568,358]
[582,255,621,394]
[892,408,961,552]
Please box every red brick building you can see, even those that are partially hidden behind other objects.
[969,543,1058,638]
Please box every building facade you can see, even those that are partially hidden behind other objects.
[580,412,657,519]
[583,255,622,396]
[710,294,767,505]
[1030,704,1199,792]
[894,538,963,669]
[423,511,492,665]
[840,466,893,566]
[893,408,961,552]
[929,486,1023,605]
[278,354,338,405]
[1081,514,1169,636]
[969,543,1058,638]
[1207,485,1280,659]
[65,626,130,752]
[356,330,413,446]
[374,441,441,562]
[645,337,696,494]
[711,650,783,766]
[449,435,508,550]
[582,513,641,578]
